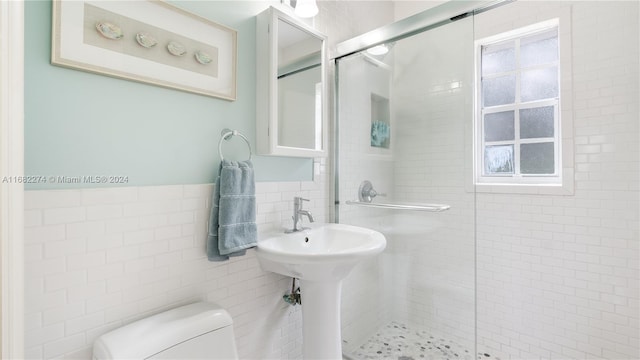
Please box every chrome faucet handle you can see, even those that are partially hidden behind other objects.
[358,180,386,203]
[294,197,310,207]
[366,189,387,198]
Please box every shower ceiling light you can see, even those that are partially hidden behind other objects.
[367,44,389,56]
[294,0,319,18]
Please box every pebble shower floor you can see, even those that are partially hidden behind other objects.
[348,322,499,360]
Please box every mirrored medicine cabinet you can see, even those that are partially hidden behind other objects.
[256,6,328,158]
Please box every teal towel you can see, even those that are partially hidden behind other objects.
[207,160,257,261]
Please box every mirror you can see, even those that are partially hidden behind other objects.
[256,7,327,157]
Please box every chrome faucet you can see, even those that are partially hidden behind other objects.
[286,197,314,233]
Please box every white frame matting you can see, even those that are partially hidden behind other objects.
[52,0,237,100]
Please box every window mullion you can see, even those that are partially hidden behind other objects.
[518,98,558,109]
[481,112,486,176]
[514,37,521,176]
[485,140,517,146]
[554,103,560,176]
[483,103,518,114]
[519,61,559,73]
[482,69,518,80]
[519,137,556,144]
[514,110,521,176]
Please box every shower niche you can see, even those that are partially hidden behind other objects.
[370,93,390,149]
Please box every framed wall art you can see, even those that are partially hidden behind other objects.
[52,0,237,100]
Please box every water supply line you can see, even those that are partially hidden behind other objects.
[283,277,301,306]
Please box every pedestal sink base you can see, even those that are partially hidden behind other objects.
[255,224,386,359]
[300,280,342,359]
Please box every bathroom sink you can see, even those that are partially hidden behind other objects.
[256,223,386,359]
[256,223,386,281]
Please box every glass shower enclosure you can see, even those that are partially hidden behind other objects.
[334,3,484,359]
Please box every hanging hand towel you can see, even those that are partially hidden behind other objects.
[207,160,257,261]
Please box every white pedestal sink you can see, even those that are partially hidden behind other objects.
[256,223,386,360]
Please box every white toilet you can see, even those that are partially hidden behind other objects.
[93,302,239,360]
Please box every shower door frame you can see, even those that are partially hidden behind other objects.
[330,0,513,357]
[331,0,511,60]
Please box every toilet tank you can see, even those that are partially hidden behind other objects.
[93,302,238,360]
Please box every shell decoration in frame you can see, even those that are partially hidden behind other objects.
[135,32,158,48]
[167,41,187,56]
[194,50,212,65]
[95,21,123,40]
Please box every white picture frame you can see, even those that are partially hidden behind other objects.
[52,0,237,100]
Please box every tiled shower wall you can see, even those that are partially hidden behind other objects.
[337,53,396,351]
[389,12,476,348]
[338,7,477,353]
[474,2,639,359]
[339,1,638,359]
[23,176,329,359]
[338,11,476,352]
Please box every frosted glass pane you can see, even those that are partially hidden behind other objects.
[521,67,558,102]
[484,111,515,141]
[520,106,554,139]
[521,142,554,174]
[482,42,515,74]
[521,29,558,68]
[483,75,516,107]
[484,145,514,174]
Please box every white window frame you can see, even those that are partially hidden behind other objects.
[475,19,562,186]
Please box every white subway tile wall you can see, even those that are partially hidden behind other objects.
[24,167,329,359]
[391,12,476,348]
[337,52,398,352]
[475,2,639,359]
[338,1,638,360]
[337,7,478,355]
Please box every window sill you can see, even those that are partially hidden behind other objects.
[471,168,574,196]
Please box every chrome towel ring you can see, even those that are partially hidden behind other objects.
[218,128,252,161]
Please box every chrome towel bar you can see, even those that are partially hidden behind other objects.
[345,201,450,212]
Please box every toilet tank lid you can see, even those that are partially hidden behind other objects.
[93,302,233,360]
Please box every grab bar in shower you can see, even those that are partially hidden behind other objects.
[345,200,450,212]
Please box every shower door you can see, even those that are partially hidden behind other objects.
[336,14,476,360]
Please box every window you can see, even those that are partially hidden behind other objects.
[476,20,561,185]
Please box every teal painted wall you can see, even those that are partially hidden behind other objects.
[25,0,314,189]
